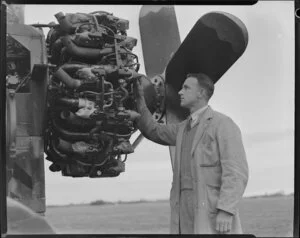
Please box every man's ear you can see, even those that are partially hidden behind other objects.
[197,88,205,99]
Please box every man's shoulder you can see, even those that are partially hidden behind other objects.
[210,108,240,129]
[211,109,232,123]
[210,108,241,134]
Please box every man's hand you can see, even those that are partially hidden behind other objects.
[215,209,233,233]
[124,110,141,122]
[135,76,145,98]
[134,76,148,112]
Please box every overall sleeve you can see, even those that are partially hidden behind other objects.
[215,117,249,215]
[136,105,181,146]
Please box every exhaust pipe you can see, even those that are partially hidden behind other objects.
[54,68,82,89]
[55,12,75,34]
[55,64,141,88]
[57,138,101,157]
[61,63,87,75]
[55,97,95,109]
[54,67,103,91]
[60,111,97,128]
[61,35,115,60]
[50,38,64,63]
[52,119,96,141]
[45,136,68,165]
[50,138,68,159]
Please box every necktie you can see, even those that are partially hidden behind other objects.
[186,117,192,131]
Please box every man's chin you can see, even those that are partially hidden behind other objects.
[180,102,187,108]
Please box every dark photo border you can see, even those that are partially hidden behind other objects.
[1,0,297,238]
[0,1,7,236]
[294,0,300,237]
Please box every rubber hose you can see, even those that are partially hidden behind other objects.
[61,35,114,60]
[52,119,93,142]
[54,68,82,89]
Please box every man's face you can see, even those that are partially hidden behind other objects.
[178,77,203,109]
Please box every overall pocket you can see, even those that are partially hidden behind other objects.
[196,133,219,167]
[206,184,220,214]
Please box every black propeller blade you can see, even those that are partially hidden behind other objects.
[165,11,249,124]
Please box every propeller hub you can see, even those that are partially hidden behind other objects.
[150,75,165,123]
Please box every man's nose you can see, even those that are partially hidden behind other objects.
[178,90,182,95]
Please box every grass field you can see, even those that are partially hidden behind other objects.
[45,195,294,236]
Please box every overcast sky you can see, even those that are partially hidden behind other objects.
[22,2,294,205]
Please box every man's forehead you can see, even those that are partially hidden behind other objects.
[183,77,198,86]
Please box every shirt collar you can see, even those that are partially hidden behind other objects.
[191,105,209,123]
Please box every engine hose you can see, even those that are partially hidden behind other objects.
[118,68,143,79]
[73,31,104,49]
[88,136,114,167]
[89,10,110,15]
[54,68,82,89]
[52,119,93,141]
[55,97,94,110]
[56,138,73,154]
[97,128,132,140]
[119,85,129,104]
[61,35,114,60]
[45,137,68,161]
[51,122,130,157]
[74,22,96,34]
[58,139,102,157]
[60,111,97,128]
[61,63,87,75]
[88,32,105,39]
[52,136,113,166]
[103,99,113,109]
[104,79,113,91]
[45,148,63,163]
[51,38,64,63]
[106,37,137,50]
[76,152,108,167]
[51,138,69,159]
[105,131,132,139]
[55,12,75,34]
[75,67,97,81]
[55,98,80,108]
[54,67,104,91]
[89,125,103,136]
[102,137,114,158]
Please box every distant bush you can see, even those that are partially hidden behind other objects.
[246,190,292,199]
[47,199,169,208]
[90,200,113,206]
[265,191,285,197]
[117,199,149,204]
[116,199,168,204]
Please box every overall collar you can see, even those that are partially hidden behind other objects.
[190,105,209,128]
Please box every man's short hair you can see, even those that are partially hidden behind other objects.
[187,73,214,101]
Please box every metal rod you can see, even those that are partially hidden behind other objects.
[132,133,144,150]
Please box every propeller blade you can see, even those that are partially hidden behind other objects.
[139,5,181,164]
[165,11,249,123]
[139,5,181,78]
[132,132,144,150]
